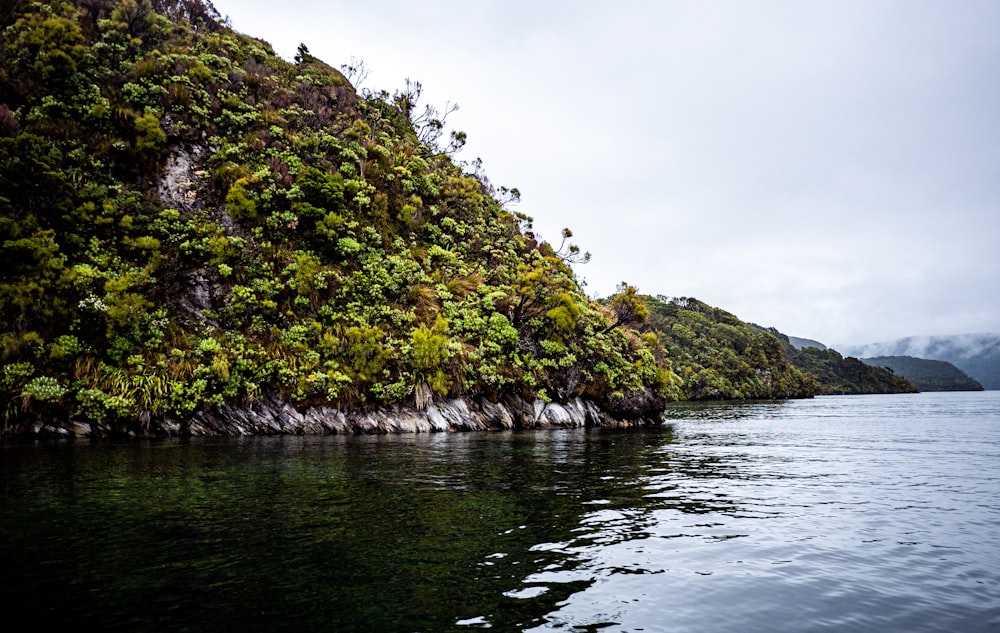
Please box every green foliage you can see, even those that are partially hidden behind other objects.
[0,0,680,432]
[411,315,451,396]
[22,375,67,403]
[546,292,582,334]
[643,296,819,400]
[134,111,165,150]
[788,346,917,395]
[862,356,982,392]
[603,283,648,333]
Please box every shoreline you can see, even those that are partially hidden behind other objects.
[2,394,662,439]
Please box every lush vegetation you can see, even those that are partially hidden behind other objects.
[641,296,818,400]
[0,0,685,433]
[843,334,1000,391]
[787,346,917,395]
[637,295,916,399]
[0,1,919,435]
[862,356,983,392]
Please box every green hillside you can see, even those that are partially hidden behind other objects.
[640,296,916,400]
[786,346,918,395]
[862,356,983,392]
[0,0,684,433]
[787,336,827,350]
[642,296,818,400]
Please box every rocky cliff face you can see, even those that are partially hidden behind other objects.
[6,395,662,439]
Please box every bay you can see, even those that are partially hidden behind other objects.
[2,391,999,632]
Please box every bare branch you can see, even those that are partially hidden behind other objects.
[340,56,369,88]
[555,228,590,265]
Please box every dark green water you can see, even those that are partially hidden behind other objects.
[2,392,999,632]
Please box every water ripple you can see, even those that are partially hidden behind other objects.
[2,393,1000,632]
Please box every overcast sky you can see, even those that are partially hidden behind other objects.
[210,0,1000,347]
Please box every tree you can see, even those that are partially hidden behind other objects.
[294,43,313,64]
[393,79,462,154]
[554,227,590,265]
[340,56,369,88]
[111,0,155,38]
[601,283,648,334]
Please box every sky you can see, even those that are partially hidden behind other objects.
[209,0,1000,347]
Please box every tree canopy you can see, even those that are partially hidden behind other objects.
[0,0,681,433]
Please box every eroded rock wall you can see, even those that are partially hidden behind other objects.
[3,395,663,439]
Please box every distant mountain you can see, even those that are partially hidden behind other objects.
[639,296,916,400]
[781,345,917,396]
[861,356,983,392]
[788,336,827,350]
[841,334,1000,390]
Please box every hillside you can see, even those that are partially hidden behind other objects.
[641,296,818,400]
[0,0,682,436]
[0,1,925,438]
[786,346,918,395]
[843,334,1000,390]
[787,336,827,350]
[862,356,983,392]
[640,296,916,400]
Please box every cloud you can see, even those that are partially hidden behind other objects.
[211,0,1000,345]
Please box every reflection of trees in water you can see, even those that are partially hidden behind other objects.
[0,427,767,632]
[662,399,791,421]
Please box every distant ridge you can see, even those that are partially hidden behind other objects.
[788,336,827,350]
[842,334,1000,390]
[862,356,983,392]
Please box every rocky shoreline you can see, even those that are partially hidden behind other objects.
[4,394,664,439]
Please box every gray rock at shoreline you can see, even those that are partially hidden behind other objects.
[178,394,656,437]
[1,394,663,439]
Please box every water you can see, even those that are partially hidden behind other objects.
[2,391,999,632]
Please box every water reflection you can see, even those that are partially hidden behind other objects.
[3,393,1000,632]
[662,399,791,421]
[2,429,682,632]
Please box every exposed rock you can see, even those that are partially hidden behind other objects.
[598,388,669,420]
[157,144,211,214]
[1,394,666,439]
[171,267,230,328]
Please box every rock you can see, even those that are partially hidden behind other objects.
[477,397,515,429]
[173,267,228,328]
[2,392,664,439]
[598,388,668,421]
[540,402,575,427]
[157,145,210,214]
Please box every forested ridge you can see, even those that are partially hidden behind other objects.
[641,296,817,400]
[639,296,915,399]
[785,346,918,395]
[0,1,914,436]
[862,356,983,392]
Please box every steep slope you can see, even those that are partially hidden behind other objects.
[0,0,679,436]
[638,295,918,400]
[861,356,983,392]
[843,334,1000,390]
[787,346,918,395]
[787,336,827,350]
[642,296,819,400]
